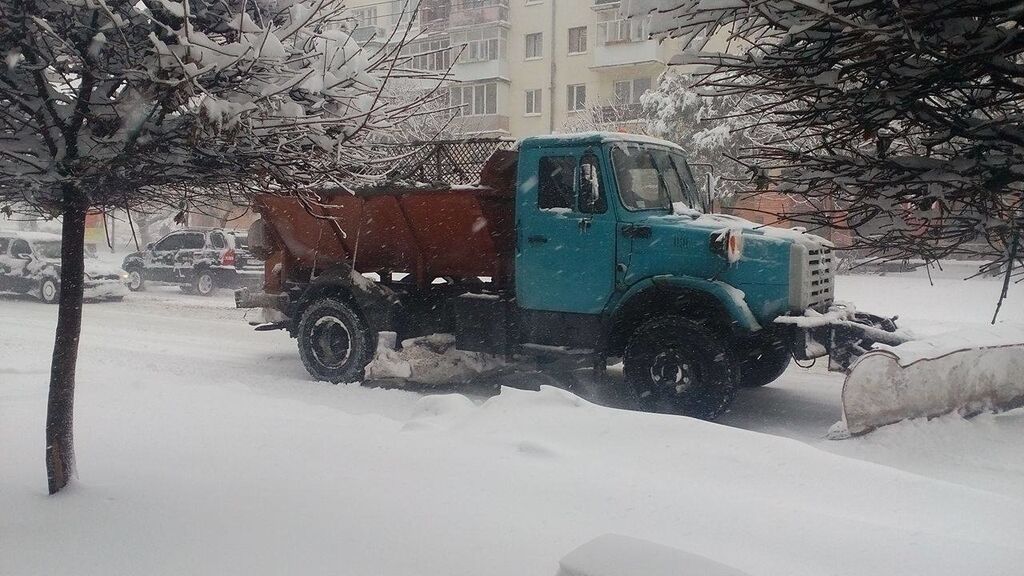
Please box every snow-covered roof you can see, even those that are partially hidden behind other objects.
[519,131,686,153]
[0,230,62,242]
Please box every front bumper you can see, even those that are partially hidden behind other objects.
[777,304,910,372]
[83,280,128,300]
[234,287,289,310]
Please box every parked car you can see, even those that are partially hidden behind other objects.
[0,231,128,303]
[122,228,263,296]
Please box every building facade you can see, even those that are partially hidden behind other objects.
[344,0,681,138]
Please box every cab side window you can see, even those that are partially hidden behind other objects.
[154,234,181,251]
[538,156,576,210]
[180,233,205,250]
[578,154,607,214]
[210,233,226,249]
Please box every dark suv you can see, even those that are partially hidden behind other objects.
[122,228,263,296]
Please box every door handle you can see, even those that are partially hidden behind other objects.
[527,235,548,244]
[578,218,592,232]
[622,224,652,239]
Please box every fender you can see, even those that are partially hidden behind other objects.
[294,264,399,334]
[607,274,762,334]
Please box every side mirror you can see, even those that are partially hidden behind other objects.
[705,173,715,213]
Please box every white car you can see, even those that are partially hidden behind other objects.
[0,231,128,303]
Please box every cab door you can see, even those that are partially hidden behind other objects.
[148,233,182,282]
[516,148,617,313]
[7,239,34,293]
[0,237,11,290]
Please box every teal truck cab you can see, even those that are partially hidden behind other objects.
[238,132,901,419]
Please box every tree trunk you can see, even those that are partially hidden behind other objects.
[45,188,88,494]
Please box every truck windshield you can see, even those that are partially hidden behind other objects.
[611,144,701,213]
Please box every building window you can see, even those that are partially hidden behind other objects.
[452,27,507,63]
[613,78,652,105]
[525,32,543,60]
[567,84,587,112]
[525,89,542,115]
[388,0,417,28]
[451,82,498,116]
[405,38,452,71]
[568,26,588,54]
[352,7,378,26]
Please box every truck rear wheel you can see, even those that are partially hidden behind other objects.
[737,338,792,388]
[623,317,736,420]
[297,298,374,384]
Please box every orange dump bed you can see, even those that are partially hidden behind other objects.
[256,186,515,287]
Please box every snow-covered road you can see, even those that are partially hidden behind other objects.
[2,272,1023,576]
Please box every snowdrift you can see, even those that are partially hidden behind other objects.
[842,326,1024,435]
[558,534,751,576]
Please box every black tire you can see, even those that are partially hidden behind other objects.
[736,338,792,388]
[192,269,216,296]
[623,316,736,420]
[297,298,374,384]
[126,267,145,292]
[39,278,59,304]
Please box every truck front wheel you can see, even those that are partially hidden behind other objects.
[737,339,792,388]
[297,298,374,384]
[623,317,736,420]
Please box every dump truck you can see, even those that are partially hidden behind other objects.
[236,133,1022,429]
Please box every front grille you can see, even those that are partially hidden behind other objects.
[804,247,834,309]
[789,243,835,311]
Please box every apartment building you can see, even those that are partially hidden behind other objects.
[343,0,680,138]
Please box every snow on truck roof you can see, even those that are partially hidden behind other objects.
[0,230,62,242]
[519,132,686,152]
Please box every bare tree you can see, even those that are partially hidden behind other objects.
[626,0,1024,279]
[0,0,442,493]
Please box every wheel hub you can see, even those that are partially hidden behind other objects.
[310,316,353,369]
[197,274,213,294]
[42,281,56,301]
[649,351,696,395]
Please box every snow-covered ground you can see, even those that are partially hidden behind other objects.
[2,271,1023,576]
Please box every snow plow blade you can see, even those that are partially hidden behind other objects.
[841,337,1024,436]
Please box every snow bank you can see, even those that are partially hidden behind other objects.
[558,534,751,576]
[4,274,1024,576]
[365,333,505,385]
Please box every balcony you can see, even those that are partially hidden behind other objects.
[593,19,664,68]
[450,0,509,30]
[418,0,450,34]
[454,58,509,82]
[350,25,386,46]
[449,114,510,136]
